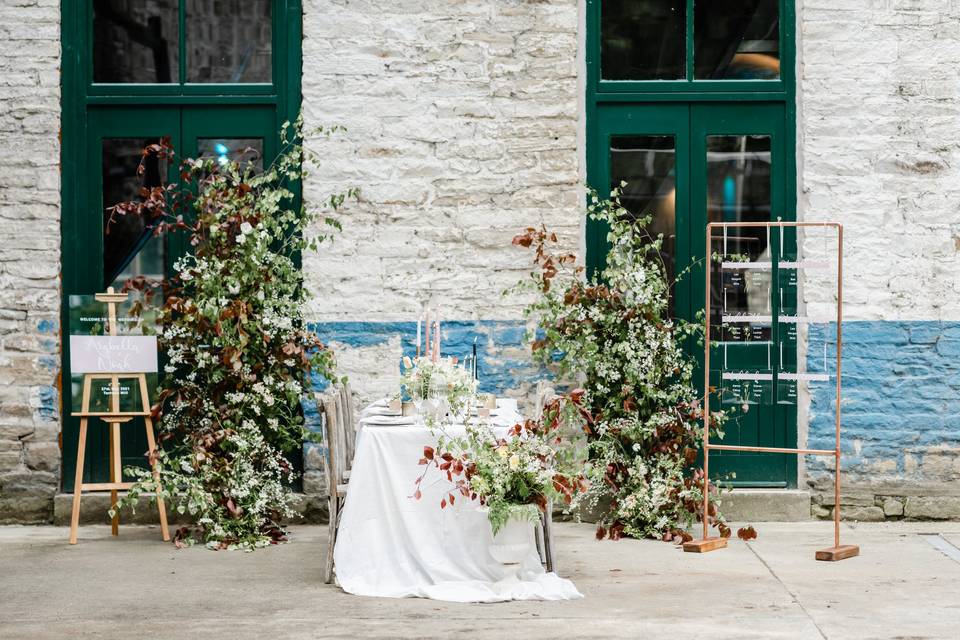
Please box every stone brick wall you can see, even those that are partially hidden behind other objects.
[300,0,582,397]
[298,0,581,497]
[0,0,61,523]
[799,0,960,518]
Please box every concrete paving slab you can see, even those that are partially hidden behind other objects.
[737,522,960,639]
[0,522,958,639]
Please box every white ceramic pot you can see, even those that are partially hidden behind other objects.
[489,515,534,565]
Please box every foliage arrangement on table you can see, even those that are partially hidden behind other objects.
[413,392,590,535]
[512,187,753,543]
[400,355,478,421]
[110,120,357,549]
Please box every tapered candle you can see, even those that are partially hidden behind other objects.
[434,310,441,362]
[424,308,431,360]
[416,313,422,358]
[472,337,478,380]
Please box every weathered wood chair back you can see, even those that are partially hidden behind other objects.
[338,382,358,467]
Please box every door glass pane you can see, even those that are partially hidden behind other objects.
[186,0,272,83]
[695,0,780,79]
[707,134,772,339]
[610,135,677,308]
[602,1,686,80]
[93,0,180,83]
[197,138,264,172]
[102,138,167,289]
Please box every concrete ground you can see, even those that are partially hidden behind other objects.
[1,522,959,639]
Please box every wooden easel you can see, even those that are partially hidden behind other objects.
[69,288,170,544]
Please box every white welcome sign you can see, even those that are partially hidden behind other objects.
[69,335,159,373]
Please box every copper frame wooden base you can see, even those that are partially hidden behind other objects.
[693,222,858,561]
[683,537,728,553]
[815,544,860,562]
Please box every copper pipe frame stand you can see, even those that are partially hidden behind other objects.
[683,222,858,561]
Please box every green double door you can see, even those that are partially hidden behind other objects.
[589,102,795,487]
[62,106,278,491]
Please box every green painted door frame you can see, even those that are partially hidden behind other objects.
[585,1,798,487]
[60,1,302,491]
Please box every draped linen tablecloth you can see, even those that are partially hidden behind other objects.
[332,402,583,603]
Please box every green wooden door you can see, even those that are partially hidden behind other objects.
[590,102,794,487]
[62,106,280,491]
[690,103,794,487]
[61,1,302,491]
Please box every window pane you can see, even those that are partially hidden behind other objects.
[186,0,272,83]
[102,138,167,288]
[602,1,686,80]
[707,135,772,339]
[197,138,264,172]
[610,135,677,308]
[93,0,179,83]
[695,0,780,80]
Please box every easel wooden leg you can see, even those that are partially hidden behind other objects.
[144,416,170,542]
[109,421,121,536]
[69,419,88,545]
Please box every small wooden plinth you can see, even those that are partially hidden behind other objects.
[815,545,859,561]
[682,537,728,553]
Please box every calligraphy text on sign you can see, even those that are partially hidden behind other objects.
[69,336,159,373]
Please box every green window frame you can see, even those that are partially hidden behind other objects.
[585,0,799,487]
[60,1,303,491]
[587,0,797,275]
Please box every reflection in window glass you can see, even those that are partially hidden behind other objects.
[197,138,264,172]
[102,138,168,289]
[93,0,179,83]
[187,0,272,83]
[610,135,677,308]
[602,1,685,80]
[695,0,780,79]
[707,135,772,338]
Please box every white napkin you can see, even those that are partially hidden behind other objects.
[360,398,400,417]
[359,414,417,427]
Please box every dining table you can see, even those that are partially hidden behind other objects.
[331,398,583,603]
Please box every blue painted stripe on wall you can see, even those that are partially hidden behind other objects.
[307,320,549,397]
[306,319,960,480]
[807,321,960,475]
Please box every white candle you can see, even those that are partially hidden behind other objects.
[434,309,441,362]
[424,308,431,360]
[416,313,422,358]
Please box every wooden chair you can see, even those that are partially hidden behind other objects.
[319,389,349,584]
[533,380,558,573]
[337,381,358,479]
[319,382,362,585]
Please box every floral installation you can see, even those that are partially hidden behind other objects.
[400,355,478,420]
[413,392,590,535]
[512,186,754,543]
[110,119,357,549]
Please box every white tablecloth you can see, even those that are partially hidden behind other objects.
[332,403,583,602]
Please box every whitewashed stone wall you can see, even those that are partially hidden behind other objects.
[799,0,960,519]
[301,0,583,321]
[0,0,61,523]
[799,0,960,321]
